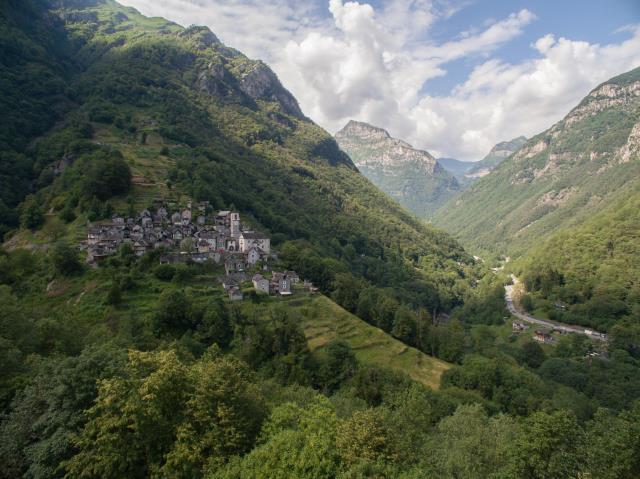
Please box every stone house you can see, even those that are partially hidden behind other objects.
[87,227,102,245]
[197,239,210,253]
[533,330,553,343]
[271,272,292,296]
[245,246,262,266]
[228,286,243,301]
[284,271,299,283]
[131,225,144,240]
[252,274,270,294]
[225,255,245,275]
[512,321,530,332]
[181,208,192,225]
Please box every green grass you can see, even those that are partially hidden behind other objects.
[242,291,451,389]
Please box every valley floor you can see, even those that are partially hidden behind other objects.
[505,275,607,341]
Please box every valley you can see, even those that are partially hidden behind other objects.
[505,275,608,342]
[1,0,639,478]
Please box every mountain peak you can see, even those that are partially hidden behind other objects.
[178,25,220,49]
[337,120,391,141]
[335,120,459,218]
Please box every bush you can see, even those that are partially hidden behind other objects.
[51,241,83,276]
[154,264,176,281]
[520,294,534,312]
[172,264,193,284]
[20,195,44,230]
[106,282,122,305]
[82,151,132,200]
[59,205,76,223]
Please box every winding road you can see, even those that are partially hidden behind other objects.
[505,275,608,342]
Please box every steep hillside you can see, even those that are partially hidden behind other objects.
[435,67,640,257]
[1,0,476,334]
[0,0,79,238]
[335,120,460,218]
[517,188,640,331]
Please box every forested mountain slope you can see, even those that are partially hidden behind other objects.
[0,0,474,316]
[434,67,640,257]
[335,120,460,218]
[517,187,640,331]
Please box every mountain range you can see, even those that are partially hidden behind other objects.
[438,136,527,186]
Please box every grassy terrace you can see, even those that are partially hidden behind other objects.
[241,290,451,389]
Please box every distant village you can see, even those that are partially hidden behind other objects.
[82,201,316,301]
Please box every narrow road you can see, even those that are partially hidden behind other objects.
[505,275,608,342]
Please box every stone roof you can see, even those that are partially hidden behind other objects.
[241,231,268,239]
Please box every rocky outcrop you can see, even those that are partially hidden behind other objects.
[179,25,220,50]
[563,81,640,129]
[59,11,98,23]
[237,62,304,118]
[335,120,459,218]
[617,121,640,163]
[197,61,229,97]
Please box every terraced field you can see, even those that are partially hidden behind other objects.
[277,293,451,389]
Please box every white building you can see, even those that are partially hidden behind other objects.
[239,232,270,254]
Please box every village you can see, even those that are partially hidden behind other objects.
[82,201,316,301]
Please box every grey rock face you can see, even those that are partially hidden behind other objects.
[197,61,228,96]
[238,63,304,118]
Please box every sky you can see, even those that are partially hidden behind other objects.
[118,0,640,160]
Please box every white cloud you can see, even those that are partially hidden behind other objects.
[415,29,640,158]
[118,0,640,160]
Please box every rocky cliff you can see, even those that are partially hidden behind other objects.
[434,67,640,256]
[335,120,459,218]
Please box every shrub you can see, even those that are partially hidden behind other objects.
[154,264,176,281]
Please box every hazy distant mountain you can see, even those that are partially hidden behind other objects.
[438,137,526,188]
[335,121,459,218]
[438,157,475,176]
[465,136,527,179]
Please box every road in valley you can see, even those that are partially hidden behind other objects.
[505,275,608,342]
